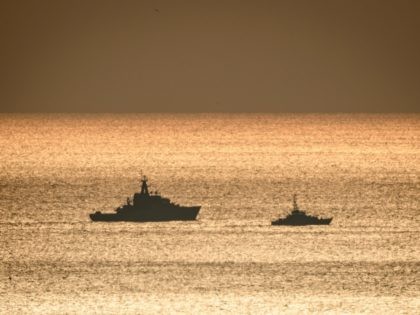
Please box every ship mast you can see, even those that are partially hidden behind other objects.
[140,175,149,196]
[293,194,299,211]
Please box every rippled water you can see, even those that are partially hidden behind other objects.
[0,114,419,314]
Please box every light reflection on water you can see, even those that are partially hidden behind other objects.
[0,114,419,314]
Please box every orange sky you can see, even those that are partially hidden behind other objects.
[1,0,419,112]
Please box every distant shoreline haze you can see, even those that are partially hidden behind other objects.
[0,111,419,114]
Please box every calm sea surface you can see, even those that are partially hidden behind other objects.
[0,114,419,314]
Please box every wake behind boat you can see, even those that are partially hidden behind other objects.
[271,194,332,226]
[90,176,200,222]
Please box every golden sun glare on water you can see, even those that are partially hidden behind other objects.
[1,113,419,313]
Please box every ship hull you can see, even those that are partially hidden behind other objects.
[271,218,332,226]
[90,206,200,222]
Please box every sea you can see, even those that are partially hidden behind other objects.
[0,113,419,314]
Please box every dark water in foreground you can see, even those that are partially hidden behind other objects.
[1,114,419,314]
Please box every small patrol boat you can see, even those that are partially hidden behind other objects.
[271,195,332,226]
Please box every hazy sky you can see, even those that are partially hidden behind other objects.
[1,0,419,112]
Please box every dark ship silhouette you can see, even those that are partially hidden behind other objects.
[90,176,200,222]
[271,195,332,226]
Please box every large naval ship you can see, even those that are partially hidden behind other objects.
[271,195,332,226]
[90,176,200,222]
